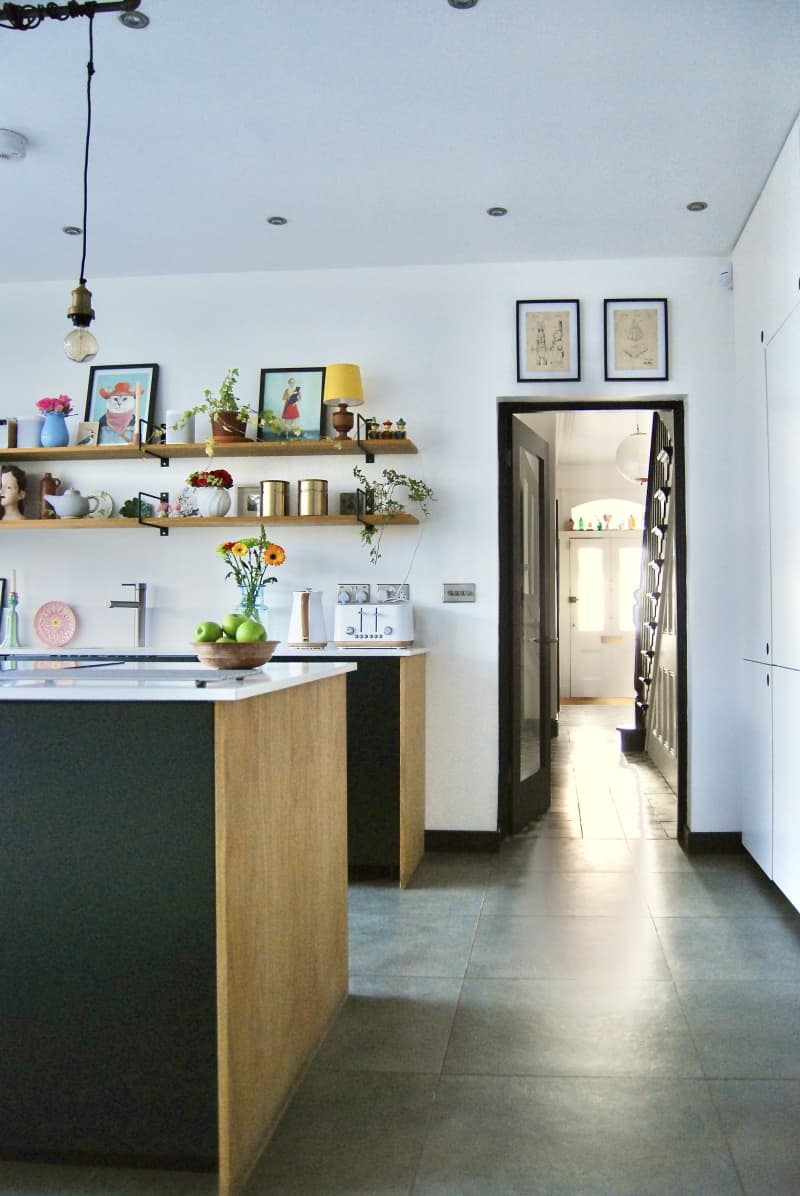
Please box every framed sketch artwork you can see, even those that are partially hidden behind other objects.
[84,363,159,445]
[604,299,668,381]
[516,299,581,382]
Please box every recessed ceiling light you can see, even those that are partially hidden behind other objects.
[63,225,82,236]
[119,9,149,27]
[267,215,288,226]
[487,206,508,217]
[448,0,479,8]
[0,129,27,161]
[686,200,708,212]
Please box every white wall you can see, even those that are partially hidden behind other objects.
[0,255,736,832]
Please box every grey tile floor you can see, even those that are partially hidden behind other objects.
[4,703,800,1195]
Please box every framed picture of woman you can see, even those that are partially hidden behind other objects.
[257,367,326,440]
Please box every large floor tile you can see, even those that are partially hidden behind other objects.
[413,1075,744,1195]
[313,974,462,1073]
[678,979,800,1077]
[709,1080,800,1196]
[347,880,485,918]
[656,915,800,980]
[492,836,635,873]
[348,910,478,977]
[443,977,702,1077]
[466,914,670,980]
[642,869,792,917]
[244,1071,437,1196]
[481,869,649,917]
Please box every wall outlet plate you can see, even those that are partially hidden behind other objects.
[375,583,410,602]
[337,583,371,604]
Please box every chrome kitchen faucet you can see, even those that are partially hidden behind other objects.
[109,582,147,648]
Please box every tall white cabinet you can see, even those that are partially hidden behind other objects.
[734,118,800,911]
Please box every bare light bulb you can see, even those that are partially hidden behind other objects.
[64,325,98,363]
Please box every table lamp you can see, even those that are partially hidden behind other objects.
[323,363,364,441]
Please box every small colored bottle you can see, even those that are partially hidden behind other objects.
[578,517,584,530]
[628,513,636,529]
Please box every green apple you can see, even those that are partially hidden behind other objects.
[221,612,247,639]
[236,618,267,643]
[195,620,222,642]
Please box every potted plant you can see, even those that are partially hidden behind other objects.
[176,368,284,455]
[352,465,434,564]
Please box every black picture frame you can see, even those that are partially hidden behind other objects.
[257,367,326,441]
[516,299,581,382]
[85,363,159,446]
[604,298,668,381]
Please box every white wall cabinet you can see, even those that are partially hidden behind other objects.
[771,666,800,913]
[766,303,800,671]
[734,117,800,910]
[739,660,773,878]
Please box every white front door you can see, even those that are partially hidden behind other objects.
[568,533,640,697]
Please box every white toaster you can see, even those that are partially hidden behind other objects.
[333,601,414,647]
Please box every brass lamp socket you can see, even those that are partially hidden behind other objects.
[67,281,95,327]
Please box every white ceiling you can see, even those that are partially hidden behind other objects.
[1,0,799,286]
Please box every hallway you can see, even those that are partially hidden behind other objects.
[3,705,800,1194]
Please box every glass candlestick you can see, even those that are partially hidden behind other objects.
[1,591,20,649]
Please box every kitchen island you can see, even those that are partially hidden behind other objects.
[0,660,354,1195]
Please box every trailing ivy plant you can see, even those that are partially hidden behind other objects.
[352,465,434,564]
[176,367,286,455]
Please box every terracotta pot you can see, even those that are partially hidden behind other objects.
[211,412,248,441]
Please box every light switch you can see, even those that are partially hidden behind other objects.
[442,583,476,603]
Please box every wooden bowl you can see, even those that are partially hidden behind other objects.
[193,639,279,670]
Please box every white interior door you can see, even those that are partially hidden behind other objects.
[569,533,640,697]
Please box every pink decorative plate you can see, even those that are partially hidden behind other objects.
[33,601,78,647]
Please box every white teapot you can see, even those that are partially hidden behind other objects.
[44,487,99,519]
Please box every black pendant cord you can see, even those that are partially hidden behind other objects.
[79,11,94,285]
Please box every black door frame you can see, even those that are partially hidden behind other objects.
[498,398,688,841]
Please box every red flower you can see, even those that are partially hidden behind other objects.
[187,468,233,489]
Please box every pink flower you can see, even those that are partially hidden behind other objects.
[37,394,73,415]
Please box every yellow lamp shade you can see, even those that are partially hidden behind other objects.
[323,363,364,407]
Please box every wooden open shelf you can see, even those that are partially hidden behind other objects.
[1,438,417,464]
[0,513,419,531]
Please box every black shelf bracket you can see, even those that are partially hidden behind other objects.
[356,413,375,463]
[137,491,171,535]
[355,486,376,530]
[138,419,170,465]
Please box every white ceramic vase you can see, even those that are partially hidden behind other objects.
[195,487,231,517]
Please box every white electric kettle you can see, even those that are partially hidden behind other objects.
[287,589,327,647]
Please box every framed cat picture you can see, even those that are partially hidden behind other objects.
[85,363,159,446]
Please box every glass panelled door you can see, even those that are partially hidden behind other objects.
[510,419,554,830]
[569,535,639,698]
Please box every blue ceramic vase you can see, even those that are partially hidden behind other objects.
[39,411,69,448]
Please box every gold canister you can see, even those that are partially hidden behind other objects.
[260,480,289,516]
[298,478,328,516]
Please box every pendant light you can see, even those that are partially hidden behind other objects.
[615,424,650,484]
[63,12,98,363]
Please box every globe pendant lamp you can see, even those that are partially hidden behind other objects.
[64,14,99,363]
[615,425,650,485]
[323,364,365,441]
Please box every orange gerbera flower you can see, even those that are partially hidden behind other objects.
[264,544,286,566]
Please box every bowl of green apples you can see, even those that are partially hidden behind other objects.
[193,612,278,669]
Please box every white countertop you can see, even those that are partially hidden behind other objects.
[1,644,427,660]
[0,659,356,702]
